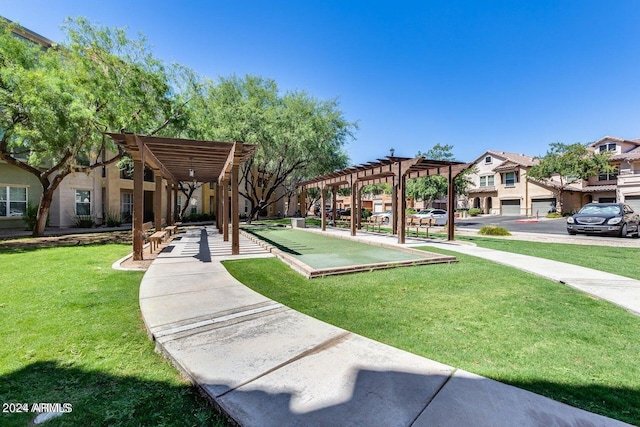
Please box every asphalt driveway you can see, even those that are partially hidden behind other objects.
[456,215,568,235]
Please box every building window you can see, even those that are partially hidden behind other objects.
[504,172,516,186]
[598,168,619,181]
[599,143,617,152]
[75,190,91,215]
[0,185,28,217]
[484,156,492,164]
[479,175,494,187]
[121,193,133,221]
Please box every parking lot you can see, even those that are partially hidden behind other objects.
[455,215,640,247]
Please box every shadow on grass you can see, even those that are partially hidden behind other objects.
[242,227,303,256]
[0,361,228,427]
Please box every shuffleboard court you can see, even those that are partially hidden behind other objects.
[242,226,456,278]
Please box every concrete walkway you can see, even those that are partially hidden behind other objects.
[137,226,635,427]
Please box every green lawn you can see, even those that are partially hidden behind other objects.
[461,236,640,280]
[223,249,640,425]
[0,244,227,427]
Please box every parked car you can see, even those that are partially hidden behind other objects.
[371,210,392,223]
[414,209,448,225]
[567,203,640,237]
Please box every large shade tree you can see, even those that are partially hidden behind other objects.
[0,18,187,235]
[527,142,614,213]
[184,75,356,222]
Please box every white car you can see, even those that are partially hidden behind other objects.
[371,210,392,224]
[414,209,448,225]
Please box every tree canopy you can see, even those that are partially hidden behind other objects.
[528,142,614,212]
[183,75,356,221]
[406,144,473,205]
[1,17,356,230]
[0,17,187,235]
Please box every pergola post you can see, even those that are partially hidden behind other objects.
[350,178,357,236]
[332,186,337,227]
[165,181,172,226]
[300,187,307,217]
[231,164,240,255]
[173,183,179,223]
[216,181,222,233]
[398,172,407,245]
[447,165,455,241]
[222,179,229,242]
[133,159,144,261]
[321,185,326,231]
[154,172,163,231]
[357,184,362,230]
[391,179,398,235]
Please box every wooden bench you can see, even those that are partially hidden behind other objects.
[334,215,351,228]
[148,229,167,252]
[406,216,435,237]
[365,216,385,232]
[165,225,178,236]
[142,221,153,236]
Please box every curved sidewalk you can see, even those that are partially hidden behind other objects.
[138,226,633,427]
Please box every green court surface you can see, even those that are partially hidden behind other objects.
[243,226,455,277]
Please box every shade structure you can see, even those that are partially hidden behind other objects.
[298,156,472,242]
[105,133,256,259]
[105,133,256,183]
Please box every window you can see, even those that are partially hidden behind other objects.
[599,143,617,152]
[479,175,494,187]
[598,168,619,181]
[484,156,492,164]
[0,186,28,217]
[504,172,516,186]
[75,190,91,215]
[121,193,133,221]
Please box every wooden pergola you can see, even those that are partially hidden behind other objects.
[299,156,471,242]
[105,133,256,260]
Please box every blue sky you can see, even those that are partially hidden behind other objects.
[3,1,640,164]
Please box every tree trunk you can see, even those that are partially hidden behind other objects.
[33,190,54,237]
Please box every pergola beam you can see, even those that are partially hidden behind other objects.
[106,133,255,260]
[299,155,472,242]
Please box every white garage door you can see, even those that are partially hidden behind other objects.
[501,199,521,216]
[625,196,640,213]
[531,198,556,216]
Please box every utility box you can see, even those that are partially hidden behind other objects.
[291,218,306,228]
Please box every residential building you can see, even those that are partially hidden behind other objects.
[466,150,583,216]
[590,136,640,211]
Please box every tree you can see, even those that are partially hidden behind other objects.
[361,183,391,197]
[178,181,205,220]
[527,142,614,213]
[0,18,187,235]
[406,144,473,205]
[183,75,356,222]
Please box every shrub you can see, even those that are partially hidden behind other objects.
[468,208,482,217]
[104,210,123,227]
[406,208,417,215]
[22,202,39,230]
[545,212,562,219]
[478,225,511,236]
[73,215,95,228]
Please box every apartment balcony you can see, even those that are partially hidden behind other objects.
[617,170,640,187]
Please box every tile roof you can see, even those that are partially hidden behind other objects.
[486,151,538,167]
[579,184,618,193]
[611,146,640,162]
